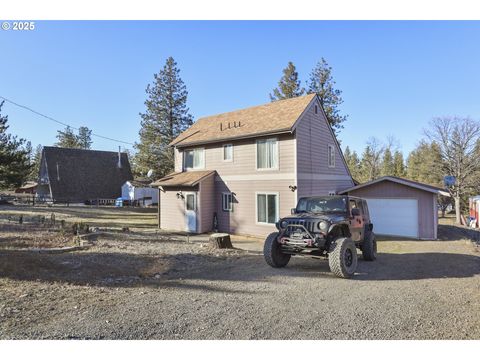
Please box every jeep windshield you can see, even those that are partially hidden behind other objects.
[296,196,348,214]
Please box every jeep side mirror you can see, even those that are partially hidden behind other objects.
[291,208,296,214]
[351,208,360,217]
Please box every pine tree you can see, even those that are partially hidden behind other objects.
[270,62,305,101]
[135,57,193,178]
[307,58,347,135]
[343,146,361,181]
[393,150,406,177]
[359,138,384,182]
[77,126,92,149]
[406,141,443,186]
[28,144,43,181]
[56,126,82,148]
[381,147,394,176]
[0,101,31,189]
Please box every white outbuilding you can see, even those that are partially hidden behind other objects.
[121,180,158,206]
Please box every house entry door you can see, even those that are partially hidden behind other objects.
[185,192,197,233]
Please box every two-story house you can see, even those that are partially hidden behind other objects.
[152,94,354,237]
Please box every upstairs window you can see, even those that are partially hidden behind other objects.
[223,144,233,162]
[184,148,205,170]
[328,144,335,168]
[256,138,278,170]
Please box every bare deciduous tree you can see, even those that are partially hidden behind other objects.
[359,137,385,182]
[425,117,480,224]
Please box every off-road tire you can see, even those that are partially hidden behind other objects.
[362,232,377,261]
[264,232,291,268]
[328,237,358,278]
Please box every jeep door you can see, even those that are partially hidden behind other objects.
[349,199,364,241]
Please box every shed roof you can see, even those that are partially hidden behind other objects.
[151,170,215,187]
[339,176,450,196]
[42,147,133,202]
[170,94,316,147]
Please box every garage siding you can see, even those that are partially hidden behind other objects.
[346,181,436,239]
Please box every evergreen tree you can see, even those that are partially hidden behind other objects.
[0,101,31,189]
[307,58,347,135]
[381,147,394,176]
[392,150,406,177]
[270,62,305,101]
[28,144,43,181]
[406,141,443,186]
[343,146,361,181]
[135,57,193,178]
[77,126,92,149]
[359,138,384,182]
[56,126,82,148]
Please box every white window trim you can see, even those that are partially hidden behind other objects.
[222,144,233,162]
[328,144,335,168]
[222,192,233,212]
[255,192,280,225]
[328,191,336,196]
[183,147,205,171]
[255,137,279,171]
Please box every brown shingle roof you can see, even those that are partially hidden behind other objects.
[170,94,317,147]
[151,170,216,187]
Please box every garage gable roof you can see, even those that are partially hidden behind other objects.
[339,176,450,196]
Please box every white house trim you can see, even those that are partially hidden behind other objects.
[215,173,295,182]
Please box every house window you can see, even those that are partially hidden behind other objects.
[256,193,278,224]
[222,192,233,212]
[256,138,278,170]
[315,105,318,114]
[184,148,205,170]
[328,144,335,168]
[328,191,336,196]
[223,144,233,162]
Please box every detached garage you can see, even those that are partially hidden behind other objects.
[340,176,449,239]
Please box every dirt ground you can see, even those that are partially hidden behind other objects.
[0,207,479,339]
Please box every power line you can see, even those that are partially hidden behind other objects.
[0,96,135,146]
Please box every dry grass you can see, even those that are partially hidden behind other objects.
[0,205,158,230]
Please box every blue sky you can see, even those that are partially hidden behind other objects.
[1,21,479,156]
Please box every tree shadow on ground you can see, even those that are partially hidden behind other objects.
[1,245,479,291]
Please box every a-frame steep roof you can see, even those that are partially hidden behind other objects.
[41,147,133,202]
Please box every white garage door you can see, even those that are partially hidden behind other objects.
[364,198,418,238]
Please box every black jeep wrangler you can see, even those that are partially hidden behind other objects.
[263,195,377,278]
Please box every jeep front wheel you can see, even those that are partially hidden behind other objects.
[328,237,357,278]
[362,232,377,261]
[263,232,291,268]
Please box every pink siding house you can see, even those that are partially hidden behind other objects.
[152,94,354,237]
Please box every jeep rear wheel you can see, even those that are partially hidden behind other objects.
[362,232,377,261]
[328,237,357,278]
[263,232,291,268]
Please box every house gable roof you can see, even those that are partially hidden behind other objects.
[170,94,317,147]
[151,170,216,187]
[339,176,450,196]
[41,147,133,202]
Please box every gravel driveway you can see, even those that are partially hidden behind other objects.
[0,231,479,340]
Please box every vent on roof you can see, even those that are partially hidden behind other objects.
[220,121,242,131]
[315,105,318,114]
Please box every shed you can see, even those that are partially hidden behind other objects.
[340,176,449,239]
[121,180,158,206]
